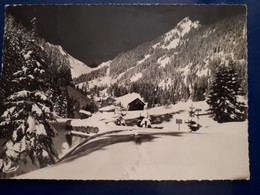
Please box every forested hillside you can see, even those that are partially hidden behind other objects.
[74,14,247,108]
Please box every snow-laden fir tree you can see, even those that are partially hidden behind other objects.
[0,16,30,114]
[206,61,247,123]
[0,17,58,171]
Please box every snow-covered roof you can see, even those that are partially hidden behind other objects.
[115,93,146,108]
[79,110,92,116]
[99,105,116,112]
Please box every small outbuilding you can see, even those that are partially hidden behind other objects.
[115,93,146,111]
[128,98,145,111]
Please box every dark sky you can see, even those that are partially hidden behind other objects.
[6,5,246,67]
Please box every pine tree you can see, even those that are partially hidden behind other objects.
[0,17,58,170]
[0,15,30,110]
[206,62,247,123]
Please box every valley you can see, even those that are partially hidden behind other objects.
[0,6,248,180]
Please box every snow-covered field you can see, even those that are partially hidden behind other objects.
[15,101,249,180]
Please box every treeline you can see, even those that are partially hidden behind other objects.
[108,81,190,108]
[73,66,108,85]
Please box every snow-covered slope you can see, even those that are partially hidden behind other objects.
[91,60,112,71]
[74,14,247,102]
[155,17,200,50]
[44,43,92,79]
[68,56,91,79]
[75,17,198,87]
[55,45,92,78]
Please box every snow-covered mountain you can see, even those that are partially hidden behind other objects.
[44,43,92,79]
[74,17,199,85]
[153,17,200,50]
[55,45,92,78]
[74,14,247,103]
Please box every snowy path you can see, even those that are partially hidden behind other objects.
[15,119,249,180]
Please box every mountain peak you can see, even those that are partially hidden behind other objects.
[177,16,200,34]
[56,45,68,56]
[156,17,200,50]
[179,16,190,23]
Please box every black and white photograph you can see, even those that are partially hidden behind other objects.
[0,4,249,180]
